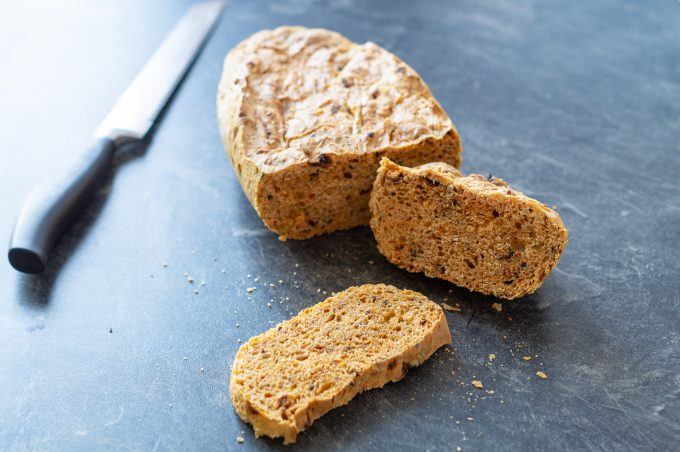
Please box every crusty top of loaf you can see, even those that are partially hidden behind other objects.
[218,26,454,173]
[410,160,562,220]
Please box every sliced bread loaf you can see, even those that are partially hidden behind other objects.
[369,159,568,299]
[217,26,461,240]
[229,284,451,443]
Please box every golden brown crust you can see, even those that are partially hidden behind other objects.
[217,26,461,239]
[369,159,569,299]
[229,284,451,443]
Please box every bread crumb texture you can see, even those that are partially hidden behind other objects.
[217,26,461,239]
[229,284,451,444]
[369,159,568,299]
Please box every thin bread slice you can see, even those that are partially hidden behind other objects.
[217,26,461,240]
[229,284,451,443]
[369,159,568,299]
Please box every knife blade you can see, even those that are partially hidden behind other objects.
[8,1,225,274]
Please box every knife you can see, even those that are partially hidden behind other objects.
[8,1,225,274]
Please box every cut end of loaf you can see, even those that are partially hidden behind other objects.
[370,159,568,299]
[229,284,451,443]
[254,133,460,240]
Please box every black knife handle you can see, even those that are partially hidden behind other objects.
[8,137,116,273]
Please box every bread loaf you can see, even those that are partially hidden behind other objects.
[229,284,451,443]
[369,159,568,299]
[217,26,461,240]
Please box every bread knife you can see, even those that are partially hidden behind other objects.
[8,1,225,274]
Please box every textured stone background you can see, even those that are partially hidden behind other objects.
[1,0,678,450]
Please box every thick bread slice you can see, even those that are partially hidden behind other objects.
[217,26,461,240]
[370,159,568,299]
[229,284,451,443]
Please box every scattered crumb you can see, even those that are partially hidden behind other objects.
[109,328,113,334]
[162,262,168,267]
[246,287,255,293]
[523,356,532,361]
[488,353,496,362]
[221,269,226,273]
[486,390,495,395]
[467,417,474,421]
[187,276,194,283]
[536,371,548,379]
[200,281,205,286]
[491,302,502,312]
[237,339,242,343]
[200,368,205,372]
[471,380,483,389]
[442,303,462,313]
[236,436,244,444]
[193,290,199,295]
[183,357,188,361]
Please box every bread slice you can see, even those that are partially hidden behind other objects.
[229,284,451,443]
[217,26,461,240]
[369,159,568,299]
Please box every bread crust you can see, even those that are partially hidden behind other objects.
[370,159,569,299]
[229,284,451,443]
[217,26,461,239]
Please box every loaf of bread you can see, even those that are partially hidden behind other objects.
[217,26,461,240]
[229,284,451,443]
[369,159,568,299]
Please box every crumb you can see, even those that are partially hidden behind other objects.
[246,287,255,293]
[162,262,168,267]
[200,368,205,372]
[194,289,199,294]
[442,303,462,313]
[200,281,205,286]
[536,371,548,379]
[278,280,283,284]
[489,353,496,362]
[236,436,244,444]
[491,302,502,312]
[183,357,188,361]
[486,390,495,395]
[269,283,275,287]
[187,276,194,283]
[221,269,226,273]
[467,417,474,421]
[471,380,483,389]
[109,328,113,334]
[237,338,242,343]
[523,356,532,361]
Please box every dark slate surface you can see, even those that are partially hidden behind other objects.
[1,0,679,450]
